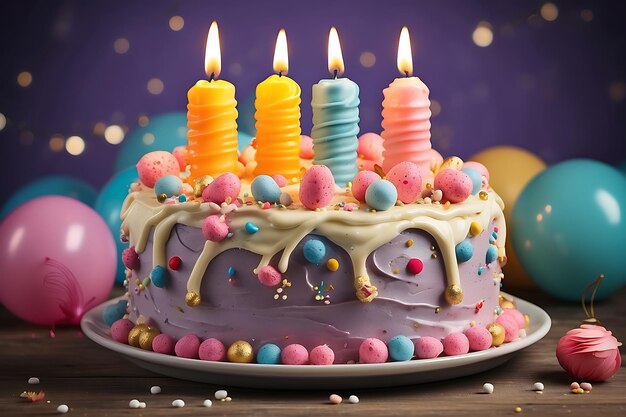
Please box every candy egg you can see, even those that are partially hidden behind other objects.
[136,151,180,188]
[443,332,470,356]
[111,318,135,344]
[359,338,388,363]
[351,171,381,203]
[251,175,282,203]
[202,215,229,242]
[440,156,464,171]
[152,333,175,355]
[434,169,473,203]
[303,239,326,264]
[455,239,474,263]
[281,344,309,365]
[406,258,424,275]
[365,180,397,211]
[465,326,493,351]
[239,143,256,165]
[463,161,490,182]
[299,165,335,210]
[502,308,527,329]
[496,314,520,342]
[486,245,498,264]
[257,343,282,364]
[122,246,139,270]
[309,344,335,365]
[257,265,282,286]
[154,175,183,198]
[202,172,241,204]
[357,132,384,161]
[386,162,422,203]
[461,167,482,195]
[172,146,187,171]
[175,334,201,359]
[199,338,227,361]
[150,265,168,288]
[414,336,444,359]
[388,335,415,361]
[299,135,314,159]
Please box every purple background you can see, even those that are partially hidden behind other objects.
[1,0,625,199]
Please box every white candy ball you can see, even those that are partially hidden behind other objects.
[128,399,140,409]
[139,402,146,409]
[28,377,40,385]
[214,389,228,400]
[150,385,161,394]
[57,404,69,414]
[483,382,494,394]
[532,382,544,391]
[172,399,185,408]
[203,399,213,407]
[348,395,360,404]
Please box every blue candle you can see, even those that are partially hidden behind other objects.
[311,27,360,187]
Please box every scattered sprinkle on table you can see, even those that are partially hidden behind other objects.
[514,406,522,413]
[172,399,185,408]
[27,377,40,385]
[580,382,593,392]
[215,389,228,400]
[482,383,494,394]
[532,382,544,391]
[203,399,213,407]
[138,402,146,409]
[348,395,359,404]
[56,404,69,414]
[128,399,140,409]
[150,385,161,394]
[329,394,342,404]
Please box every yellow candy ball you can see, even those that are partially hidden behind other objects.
[326,258,339,272]
[469,221,483,237]
[185,291,201,307]
[128,324,149,347]
[227,340,254,363]
[445,285,463,305]
[139,327,160,350]
[487,323,506,347]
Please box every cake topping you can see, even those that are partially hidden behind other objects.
[434,169,472,203]
[303,239,327,264]
[299,165,335,210]
[386,161,422,204]
[364,179,397,211]
[202,172,241,205]
[351,170,380,203]
[251,174,282,203]
[136,151,180,188]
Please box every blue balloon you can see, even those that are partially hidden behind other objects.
[95,167,138,284]
[1,176,97,219]
[114,112,188,172]
[512,159,626,301]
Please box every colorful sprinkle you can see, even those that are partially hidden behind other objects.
[168,256,182,270]
[486,245,498,264]
[227,266,235,277]
[406,239,414,247]
[326,258,339,271]
[455,240,474,263]
[469,221,482,236]
[245,221,259,234]
[150,265,168,288]
[406,258,424,275]
[303,239,327,264]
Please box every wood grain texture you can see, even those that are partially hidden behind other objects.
[1,288,624,416]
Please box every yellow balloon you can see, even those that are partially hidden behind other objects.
[470,146,546,290]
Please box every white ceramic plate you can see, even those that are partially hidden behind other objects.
[81,293,551,389]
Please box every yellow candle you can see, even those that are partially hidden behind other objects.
[186,21,239,183]
[254,29,302,179]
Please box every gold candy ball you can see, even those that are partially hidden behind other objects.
[127,324,149,347]
[487,323,506,347]
[445,285,464,305]
[139,327,160,350]
[226,340,254,363]
[524,314,531,328]
[185,291,201,307]
[500,300,516,310]
[440,156,464,171]
[156,193,168,203]
[479,191,489,201]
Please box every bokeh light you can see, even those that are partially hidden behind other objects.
[65,135,85,155]
[93,122,106,135]
[147,78,164,95]
[580,9,594,22]
[431,99,441,117]
[142,132,155,144]
[104,124,125,144]
[540,3,559,21]
[608,81,626,103]
[138,114,149,127]
[359,52,376,68]
[49,135,65,152]
[472,22,493,47]
[169,16,184,31]
[114,38,130,54]
[17,71,33,87]
[19,130,34,145]
[0,113,6,131]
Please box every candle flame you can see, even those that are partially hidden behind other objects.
[205,21,221,79]
[328,27,344,76]
[397,26,413,76]
[273,29,289,74]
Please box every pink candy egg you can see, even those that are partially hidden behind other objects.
[299,135,314,159]
[357,133,384,161]
[174,334,201,359]
[152,333,175,355]
[434,169,473,203]
[299,165,335,210]
[496,314,520,342]
[202,172,241,204]
[351,171,381,203]
[136,151,180,188]
[463,161,490,182]
[111,319,134,344]
[502,308,526,329]
[271,174,289,188]
[359,338,388,364]
[202,215,229,242]
[121,246,139,270]
[386,161,422,203]
[309,344,335,365]
[239,143,256,165]
[257,265,282,286]
[414,336,444,359]
[465,326,493,352]
[281,344,309,365]
[199,338,227,361]
[172,146,187,171]
[443,332,470,356]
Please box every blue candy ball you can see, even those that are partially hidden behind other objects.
[455,240,474,263]
[365,180,398,211]
[461,167,482,195]
[257,343,281,364]
[303,238,326,264]
[388,335,414,361]
[154,175,182,197]
[251,175,282,203]
[485,245,498,264]
[151,265,168,288]
[102,299,128,326]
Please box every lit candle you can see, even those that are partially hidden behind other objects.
[381,26,432,177]
[254,29,302,179]
[311,27,360,187]
[186,21,240,182]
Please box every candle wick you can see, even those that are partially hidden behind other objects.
[278,71,282,77]
[209,72,215,82]
[333,69,338,80]
[404,71,409,78]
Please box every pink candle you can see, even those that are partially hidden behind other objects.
[381,27,432,177]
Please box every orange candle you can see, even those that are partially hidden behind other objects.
[254,29,302,180]
[187,21,240,183]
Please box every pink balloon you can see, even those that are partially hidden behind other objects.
[0,196,116,325]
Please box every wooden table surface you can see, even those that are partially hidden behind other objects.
[1,288,624,416]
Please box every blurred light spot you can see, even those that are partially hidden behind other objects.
[608,81,626,102]
[65,223,85,252]
[359,51,376,68]
[20,130,34,145]
[472,22,493,47]
[143,133,155,145]
[536,213,543,222]
[147,78,164,95]
[49,135,65,152]
[545,204,552,214]
[229,62,243,77]
[540,3,558,21]
[169,15,184,31]
[114,38,130,54]
[0,113,6,131]
[104,124,125,144]
[524,239,531,249]
[596,189,620,224]
[66,135,85,155]
[138,114,149,127]
[93,122,106,135]
[580,9,594,22]
[17,71,33,87]
[431,99,441,117]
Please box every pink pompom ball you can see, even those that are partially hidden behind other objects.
[271,174,289,187]
[386,161,422,204]
[309,344,335,365]
[496,314,520,342]
[122,246,139,270]
[299,135,314,159]
[359,338,388,364]
[111,319,134,344]
[136,151,180,188]
[357,133,384,161]
[299,165,335,210]
[434,169,473,203]
[414,336,444,359]
[152,333,176,355]
[502,308,526,329]
[443,332,470,356]
[202,172,241,205]
[199,338,227,361]
[351,171,380,203]
[257,265,282,287]
[202,215,229,242]
[464,326,493,352]
[172,146,187,171]
[556,324,621,381]
[174,334,201,359]
[463,161,490,182]
[281,344,309,365]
